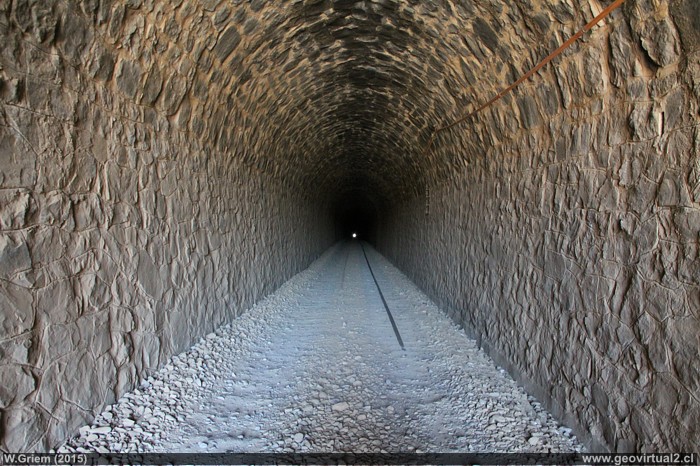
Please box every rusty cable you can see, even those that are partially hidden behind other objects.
[422,0,626,156]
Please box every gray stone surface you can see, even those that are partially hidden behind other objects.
[0,0,333,452]
[58,243,583,455]
[378,0,699,453]
[0,0,698,454]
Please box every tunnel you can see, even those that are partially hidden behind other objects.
[1,0,699,455]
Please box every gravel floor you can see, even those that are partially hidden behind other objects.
[59,241,583,454]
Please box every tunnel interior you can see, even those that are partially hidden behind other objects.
[1,0,700,454]
[333,190,379,240]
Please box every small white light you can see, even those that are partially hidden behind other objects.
[352,233,357,238]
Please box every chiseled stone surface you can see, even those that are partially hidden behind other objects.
[0,0,698,454]
[0,0,334,452]
[378,0,700,454]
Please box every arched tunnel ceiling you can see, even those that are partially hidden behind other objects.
[3,0,699,453]
[178,0,587,205]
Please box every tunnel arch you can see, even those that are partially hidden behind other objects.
[0,0,699,454]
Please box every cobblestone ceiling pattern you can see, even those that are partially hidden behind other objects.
[379,0,700,453]
[0,0,699,454]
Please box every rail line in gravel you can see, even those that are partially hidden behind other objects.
[60,242,583,454]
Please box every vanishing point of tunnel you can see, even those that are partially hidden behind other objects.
[0,0,699,456]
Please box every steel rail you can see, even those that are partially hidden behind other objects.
[359,242,405,351]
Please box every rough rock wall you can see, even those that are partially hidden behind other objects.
[378,0,700,453]
[0,1,332,452]
[2,0,699,454]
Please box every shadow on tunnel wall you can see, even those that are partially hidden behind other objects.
[0,0,339,451]
[376,0,700,454]
[0,0,699,455]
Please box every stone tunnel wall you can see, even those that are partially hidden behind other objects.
[2,0,700,455]
[0,1,333,452]
[378,1,700,453]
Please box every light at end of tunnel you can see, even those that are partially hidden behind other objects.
[352,233,357,239]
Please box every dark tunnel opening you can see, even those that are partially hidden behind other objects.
[334,202,377,241]
[1,0,699,454]
[331,188,381,242]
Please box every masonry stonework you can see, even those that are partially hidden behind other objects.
[1,0,698,454]
[378,0,700,453]
[0,0,333,451]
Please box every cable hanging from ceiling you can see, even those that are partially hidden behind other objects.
[422,0,627,157]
